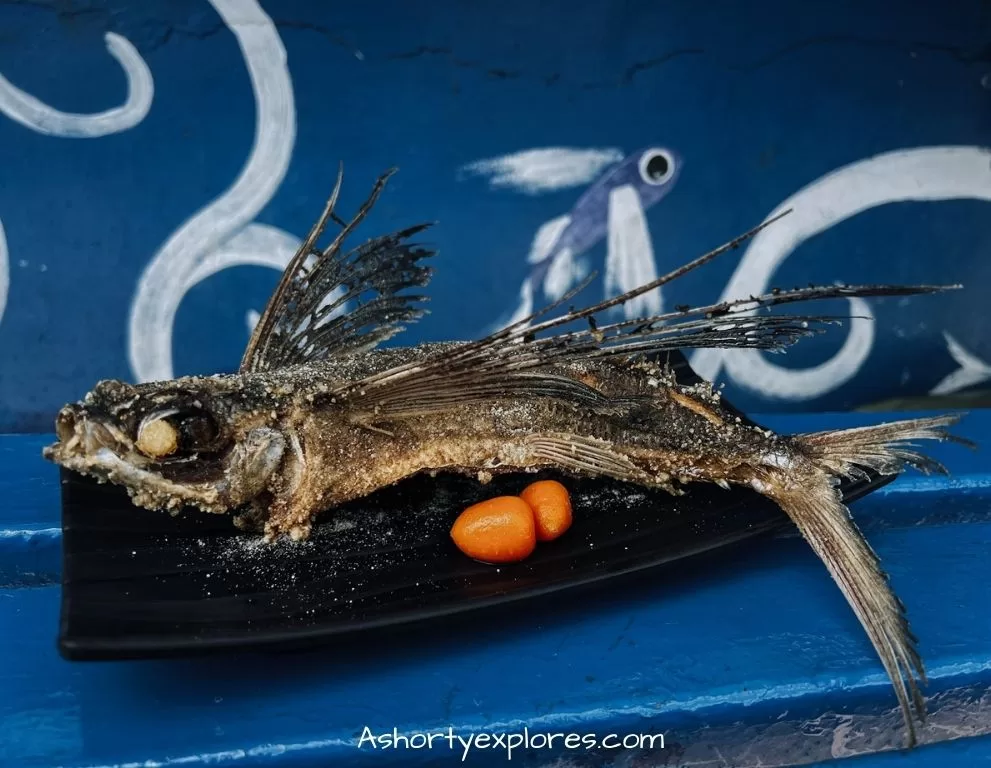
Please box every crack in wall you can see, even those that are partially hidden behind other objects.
[0,0,108,24]
[386,43,704,88]
[145,17,365,57]
[622,48,706,83]
[2,3,988,90]
[270,17,363,59]
[735,33,991,71]
[386,45,532,82]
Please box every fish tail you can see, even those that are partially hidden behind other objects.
[796,413,973,480]
[753,413,971,747]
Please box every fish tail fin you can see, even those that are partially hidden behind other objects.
[797,413,973,480]
[755,413,971,747]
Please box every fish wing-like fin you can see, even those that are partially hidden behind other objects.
[523,433,652,484]
[341,308,843,420]
[354,372,632,420]
[335,212,958,418]
[240,167,435,373]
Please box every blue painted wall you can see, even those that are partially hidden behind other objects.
[0,0,989,432]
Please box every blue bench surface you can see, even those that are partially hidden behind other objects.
[1,409,989,767]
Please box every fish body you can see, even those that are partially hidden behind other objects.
[43,167,970,747]
[49,344,781,539]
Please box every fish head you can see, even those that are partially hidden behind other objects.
[605,146,682,208]
[42,375,287,516]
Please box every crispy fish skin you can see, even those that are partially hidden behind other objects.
[46,346,769,535]
[245,348,778,540]
[42,167,970,747]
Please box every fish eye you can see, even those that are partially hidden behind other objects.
[638,149,674,186]
[136,417,178,458]
[135,407,221,459]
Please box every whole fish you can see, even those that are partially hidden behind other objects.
[44,167,969,747]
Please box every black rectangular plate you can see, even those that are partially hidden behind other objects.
[57,464,892,660]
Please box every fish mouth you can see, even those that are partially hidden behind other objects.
[44,403,141,472]
[43,403,227,513]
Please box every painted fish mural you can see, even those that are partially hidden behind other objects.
[470,146,681,330]
[466,143,991,402]
[530,146,680,304]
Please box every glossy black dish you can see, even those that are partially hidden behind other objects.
[57,461,892,660]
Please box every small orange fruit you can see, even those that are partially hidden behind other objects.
[520,480,573,542]
[450,496,537,563]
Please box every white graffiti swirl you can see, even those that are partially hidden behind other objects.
[184,223,300,291]
[128,0,297,382]
[0,30,153,330]
[690,145,991,400]
[0,32,152,137]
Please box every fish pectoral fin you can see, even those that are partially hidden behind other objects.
[523,432,659,487]
[346,371,623,420]
[331,202,952,410]
[762,470,926,747]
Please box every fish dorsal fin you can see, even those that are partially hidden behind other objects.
[240,167,435,373]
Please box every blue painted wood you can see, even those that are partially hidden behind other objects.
[1,410,989,767]
[0,0,990,432]
[0,435,61,588]
[806,734,991,766]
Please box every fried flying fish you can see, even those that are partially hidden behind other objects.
[44,167,970,746]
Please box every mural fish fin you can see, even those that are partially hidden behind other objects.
[501,279,535,330]
[331,213,956,418]
[239,167,436,373]
[527,215,574,303]
[460,147,624,195]
[527,214,572,265]
[543,247,590,301]
[245,309,261,335]
[488,214,574,334]
[606,184,661,319]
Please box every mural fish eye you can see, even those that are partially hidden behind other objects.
[638,147,676,186]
